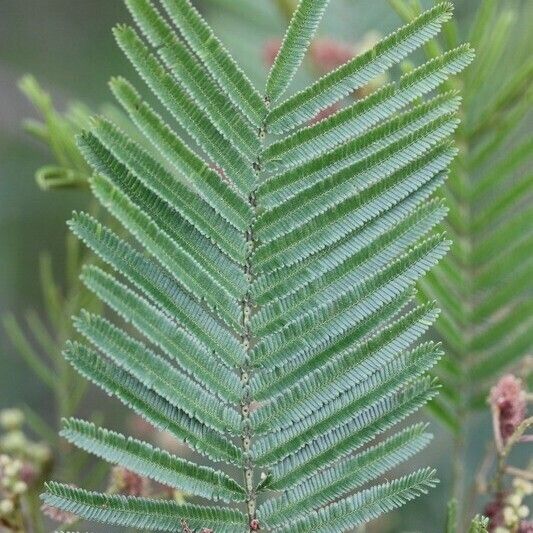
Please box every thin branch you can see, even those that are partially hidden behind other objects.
[505,466,533,481]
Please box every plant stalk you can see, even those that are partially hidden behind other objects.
[240,113,267,532]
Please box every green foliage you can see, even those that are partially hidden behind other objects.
[18,75,92,189]
[468,516,489,533]
[4,78,104,486]
[60,418,245,502]
[44,482,247,531]
[266,0,330,103]
[390,0,533,431]
[446,498,489,533]
[40,0,472,530]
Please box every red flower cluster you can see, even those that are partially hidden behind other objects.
[490,374,527,445]
[484,492,506,530]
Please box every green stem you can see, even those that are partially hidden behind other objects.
[452,416,468,530]
[240,109,267,533]
[240,210,257,530]
[492,416,533,493]
[26,492,45,533]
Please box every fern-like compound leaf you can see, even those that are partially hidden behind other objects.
[72,312,241,434]
[272,468,438,532]
[125,0,260,161]
[159,0,267,126]
[252,303,439,434]
[252,235,449,370]
[61,419,246,502]
[259,424,432,527]
[266,2,455,133]
[252,289,415,401]
[91,174,242,329]
[81,265,242,403]
[110,76,254,231]
[79,120,247,264]
[256,113,458,242]
[253,145,456,272]
[44,0,470,529]
[253,197,447,304]
[68,212,245,368]
[258,91,461,209]
[390,0,532,431]
[63,342,242,464]
[266,0,330,103]
[114,24,257,194]
[263,377,440,490]
[262,45,473,170]
[253,345,442,469]
[42,482,247,532]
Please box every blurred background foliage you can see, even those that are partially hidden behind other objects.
[0,1,530,531]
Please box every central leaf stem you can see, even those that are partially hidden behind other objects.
[240,249,256,525]
[240,131,264,530]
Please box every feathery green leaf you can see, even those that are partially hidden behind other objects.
[159,0,267,125]
[110,76,254,231]
[262,45,472,171]
[42,1,470,528]
[68,212,245,367]
[272,468,438,532]
[81,265,241,403]
[63,342,242,464]
[125,0,260,160]
[266,0,330,103]
[42,482,247,532]
[113,24,257,194]
[61,418,245,502]
[267,2,455,132]
[259,425,432,527]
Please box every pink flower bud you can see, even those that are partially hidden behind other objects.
[490,374,527,445]
[19,462,37,485]
[41,504,77,525]
[310,38,355,74]
[109,466,151,497]
[484,492,506,530]
[263,39,282,67]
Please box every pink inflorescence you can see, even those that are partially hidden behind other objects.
[263,38,282,67]
[41,503,78,525]
[262,37,355,74]
[109,466,151,497]
[484,492,507,530]
[490,374,527,445]
[309,38,355,74]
